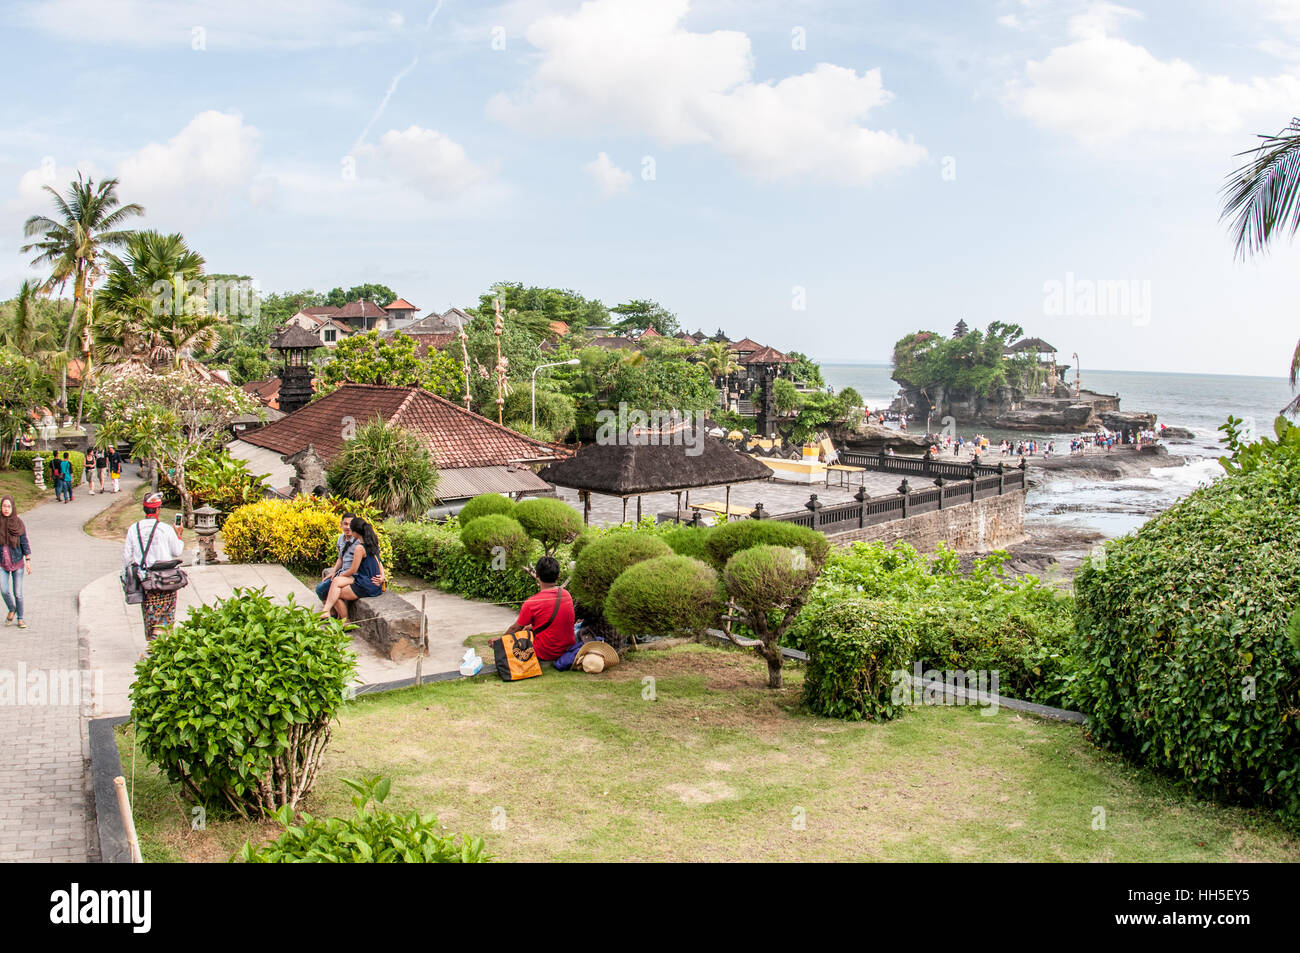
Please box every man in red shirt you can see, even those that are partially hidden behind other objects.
[493,556,575,663]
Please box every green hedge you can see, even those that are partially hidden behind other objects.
[438,542,541,605]
[800,597,918,721]
[704,520,829,572]
[386,520,463,579]
[661,525,713,560]
[1073,458,1300,818]
[7,450,85,480]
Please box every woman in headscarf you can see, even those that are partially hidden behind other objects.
[0,496,33,629]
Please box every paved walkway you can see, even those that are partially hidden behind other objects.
[0,472,142,862]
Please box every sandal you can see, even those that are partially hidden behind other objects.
[4,613,13,626]
[16,620,26,629]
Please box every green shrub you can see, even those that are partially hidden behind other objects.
[604,555,723,638]
[661,525,713,560]
[570,533,672,611]
[457,493,516,525]
[326,420,439,519]
[386,519,462,579]
[513,497,582,555]
[222,497,392,572]
[789,541,1074,707]
[8,450,84,481]
[571,516,664,557]
[801,597,918,721]
[130,588,356,818]
[238,776,490,863]
[1073,458,1300,818]
[704,519,829,572]
[439,542,540,605]
[459,514,531,567]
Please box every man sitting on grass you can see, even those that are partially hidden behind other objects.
[490,556,575,665]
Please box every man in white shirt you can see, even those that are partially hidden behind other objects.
[123,492,185,642]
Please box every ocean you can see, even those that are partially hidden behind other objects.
[820,363,1296,542]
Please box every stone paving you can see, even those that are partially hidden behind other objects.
[0,470,143,862]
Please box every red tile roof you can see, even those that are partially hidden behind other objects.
[301,305,339,316]
[384,298,419,311]
[237,383,559,469]
[731,337,764,352]
[404,331,457,356]
[333,299,390,319]
[242,377,281,408]
[744,345,794,364]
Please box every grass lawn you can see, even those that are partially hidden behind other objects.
[0,468,53,511]
[84,484,180,542]
[117,640,1300,863]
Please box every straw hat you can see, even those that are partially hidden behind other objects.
[574,641,619,673]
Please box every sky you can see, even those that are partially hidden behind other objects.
[1,0,1298,377]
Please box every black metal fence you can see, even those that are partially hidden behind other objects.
[753,452,1026,535]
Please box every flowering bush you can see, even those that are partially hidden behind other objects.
[223,496,392,571]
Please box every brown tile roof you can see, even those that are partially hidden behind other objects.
[639,325,661,338]
[301,305,338,316]
[588,335,637,350]
[333,299,390,319]
[744,345,794,364]
[403,331,457,356]
[731,337,763,352]
[384,298,419,311]
[242,377,282,407]
[237,383,559,469]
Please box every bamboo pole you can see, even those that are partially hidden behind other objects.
[416,593,427,686]
[114,776,143,863]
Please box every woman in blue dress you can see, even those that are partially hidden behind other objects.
[320,517,385,622]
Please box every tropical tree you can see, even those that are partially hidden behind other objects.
[326,420,439,519]
[1220,117,1300,414]
[21,174,143,414]
[0,281,56,354]
[700,341,739,406]
[94,230,222,370]
[317,330,462,397]
[0,349,55,466]
[609,299,680,336]
[95,365,262,524]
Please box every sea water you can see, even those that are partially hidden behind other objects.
[821,363,1295,542]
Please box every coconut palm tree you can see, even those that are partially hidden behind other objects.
[95,230,222,370]
[1220,118,1300,414]
[700,340,739,406]
[21,174,144,415]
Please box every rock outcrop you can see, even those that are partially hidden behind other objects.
[348,592,425,661]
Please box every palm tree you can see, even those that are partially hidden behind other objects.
[0,280,53,353]
[1220,118,1300,414]
[95,231,222,370]
[21,174,143,415]
[700,340,739,406]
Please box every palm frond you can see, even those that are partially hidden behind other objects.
[1220,118,1300,259]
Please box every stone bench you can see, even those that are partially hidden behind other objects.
[347,592,425,661]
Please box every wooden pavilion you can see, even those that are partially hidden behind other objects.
[536,431,772,525]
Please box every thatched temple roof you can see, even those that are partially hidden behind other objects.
[537,434,771,497]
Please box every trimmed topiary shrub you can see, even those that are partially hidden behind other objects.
[438,542,540,605]
[238,776,490,863]
[723,544,824,688]
[459,513,531,567]
[661,525,713,561]
[1073,457,1300,819]
[514,497,583,555]
[457,493,516,526]
[386,519,462,579]
[604,555,723,640]
[704,519,830,572]
[570,533,672,612]
[801,597,918,721]
[131,588,356,818]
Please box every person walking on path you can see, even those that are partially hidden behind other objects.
[82,448,97,495]
[122,492,184,642]
[58,452,74,503]
[49,455,66,503]
[107,447,123,493]
[95,448,108,493]
[0,496,32,629]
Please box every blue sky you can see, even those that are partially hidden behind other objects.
[2,0,1299,377]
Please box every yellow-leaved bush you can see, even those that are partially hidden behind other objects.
[223,497,393,571]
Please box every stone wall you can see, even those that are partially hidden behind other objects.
[828,489,1025,553]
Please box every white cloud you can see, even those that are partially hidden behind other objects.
[356,126,494,199]
[583,152,632,198]
[116,110,261,223]
[1008,3,1300,145]
[487,0,926,185]
[15,0,400,50]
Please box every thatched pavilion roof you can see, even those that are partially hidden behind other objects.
[537,434,771,497]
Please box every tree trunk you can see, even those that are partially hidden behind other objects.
[150,458,159,493]
[764,648,783,690]
[60,276,82,417]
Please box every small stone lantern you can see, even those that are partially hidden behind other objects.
[33,455,45,490]
[193,504,221,564]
